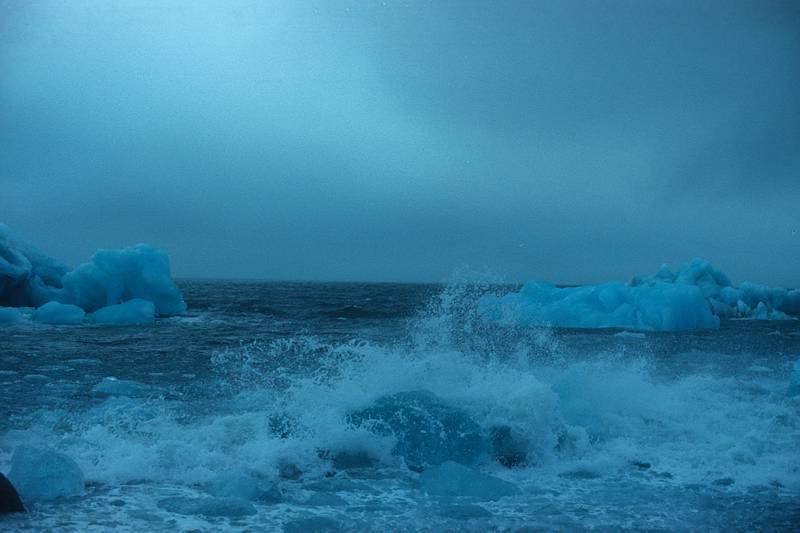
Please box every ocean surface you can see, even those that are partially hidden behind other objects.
[1,280,799,531]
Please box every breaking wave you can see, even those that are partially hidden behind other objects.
[2,280,799,529]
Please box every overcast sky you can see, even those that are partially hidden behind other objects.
[1,0,798,284]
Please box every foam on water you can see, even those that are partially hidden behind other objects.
[1,280,799,530]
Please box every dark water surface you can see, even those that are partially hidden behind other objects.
[1,281,799,531]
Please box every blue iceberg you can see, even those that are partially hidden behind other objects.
[480,259,799,331]
[0,225,185,324]
[634,259,800,320]
[62,245,185,315]
[0,225,66,308]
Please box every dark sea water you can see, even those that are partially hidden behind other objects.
[1,280,799,531]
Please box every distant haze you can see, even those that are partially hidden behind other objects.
[2,1,798,285]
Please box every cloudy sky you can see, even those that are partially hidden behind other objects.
[1,0,798,284]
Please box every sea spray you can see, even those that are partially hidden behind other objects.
[1,280,799,530]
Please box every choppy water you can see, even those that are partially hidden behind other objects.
[1,280,799,531]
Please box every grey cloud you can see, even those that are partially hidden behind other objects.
[1,0,798,284]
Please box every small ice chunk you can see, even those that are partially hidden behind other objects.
[33,302,85,325]
[417,461,521,500]
[0,307,22,323]
[157,496,257,517]
[7,446,84,502]
[480,280,718,331]
[749,302,793,321]
[91,299,155,326]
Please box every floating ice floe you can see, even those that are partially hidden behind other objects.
[7,446,84,502]
[0,225,185,325]
[480,258,800,331]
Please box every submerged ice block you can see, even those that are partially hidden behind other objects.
[347,390,486,467]
[7,447,84,502]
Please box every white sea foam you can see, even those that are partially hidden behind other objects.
[1,281,798,530]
